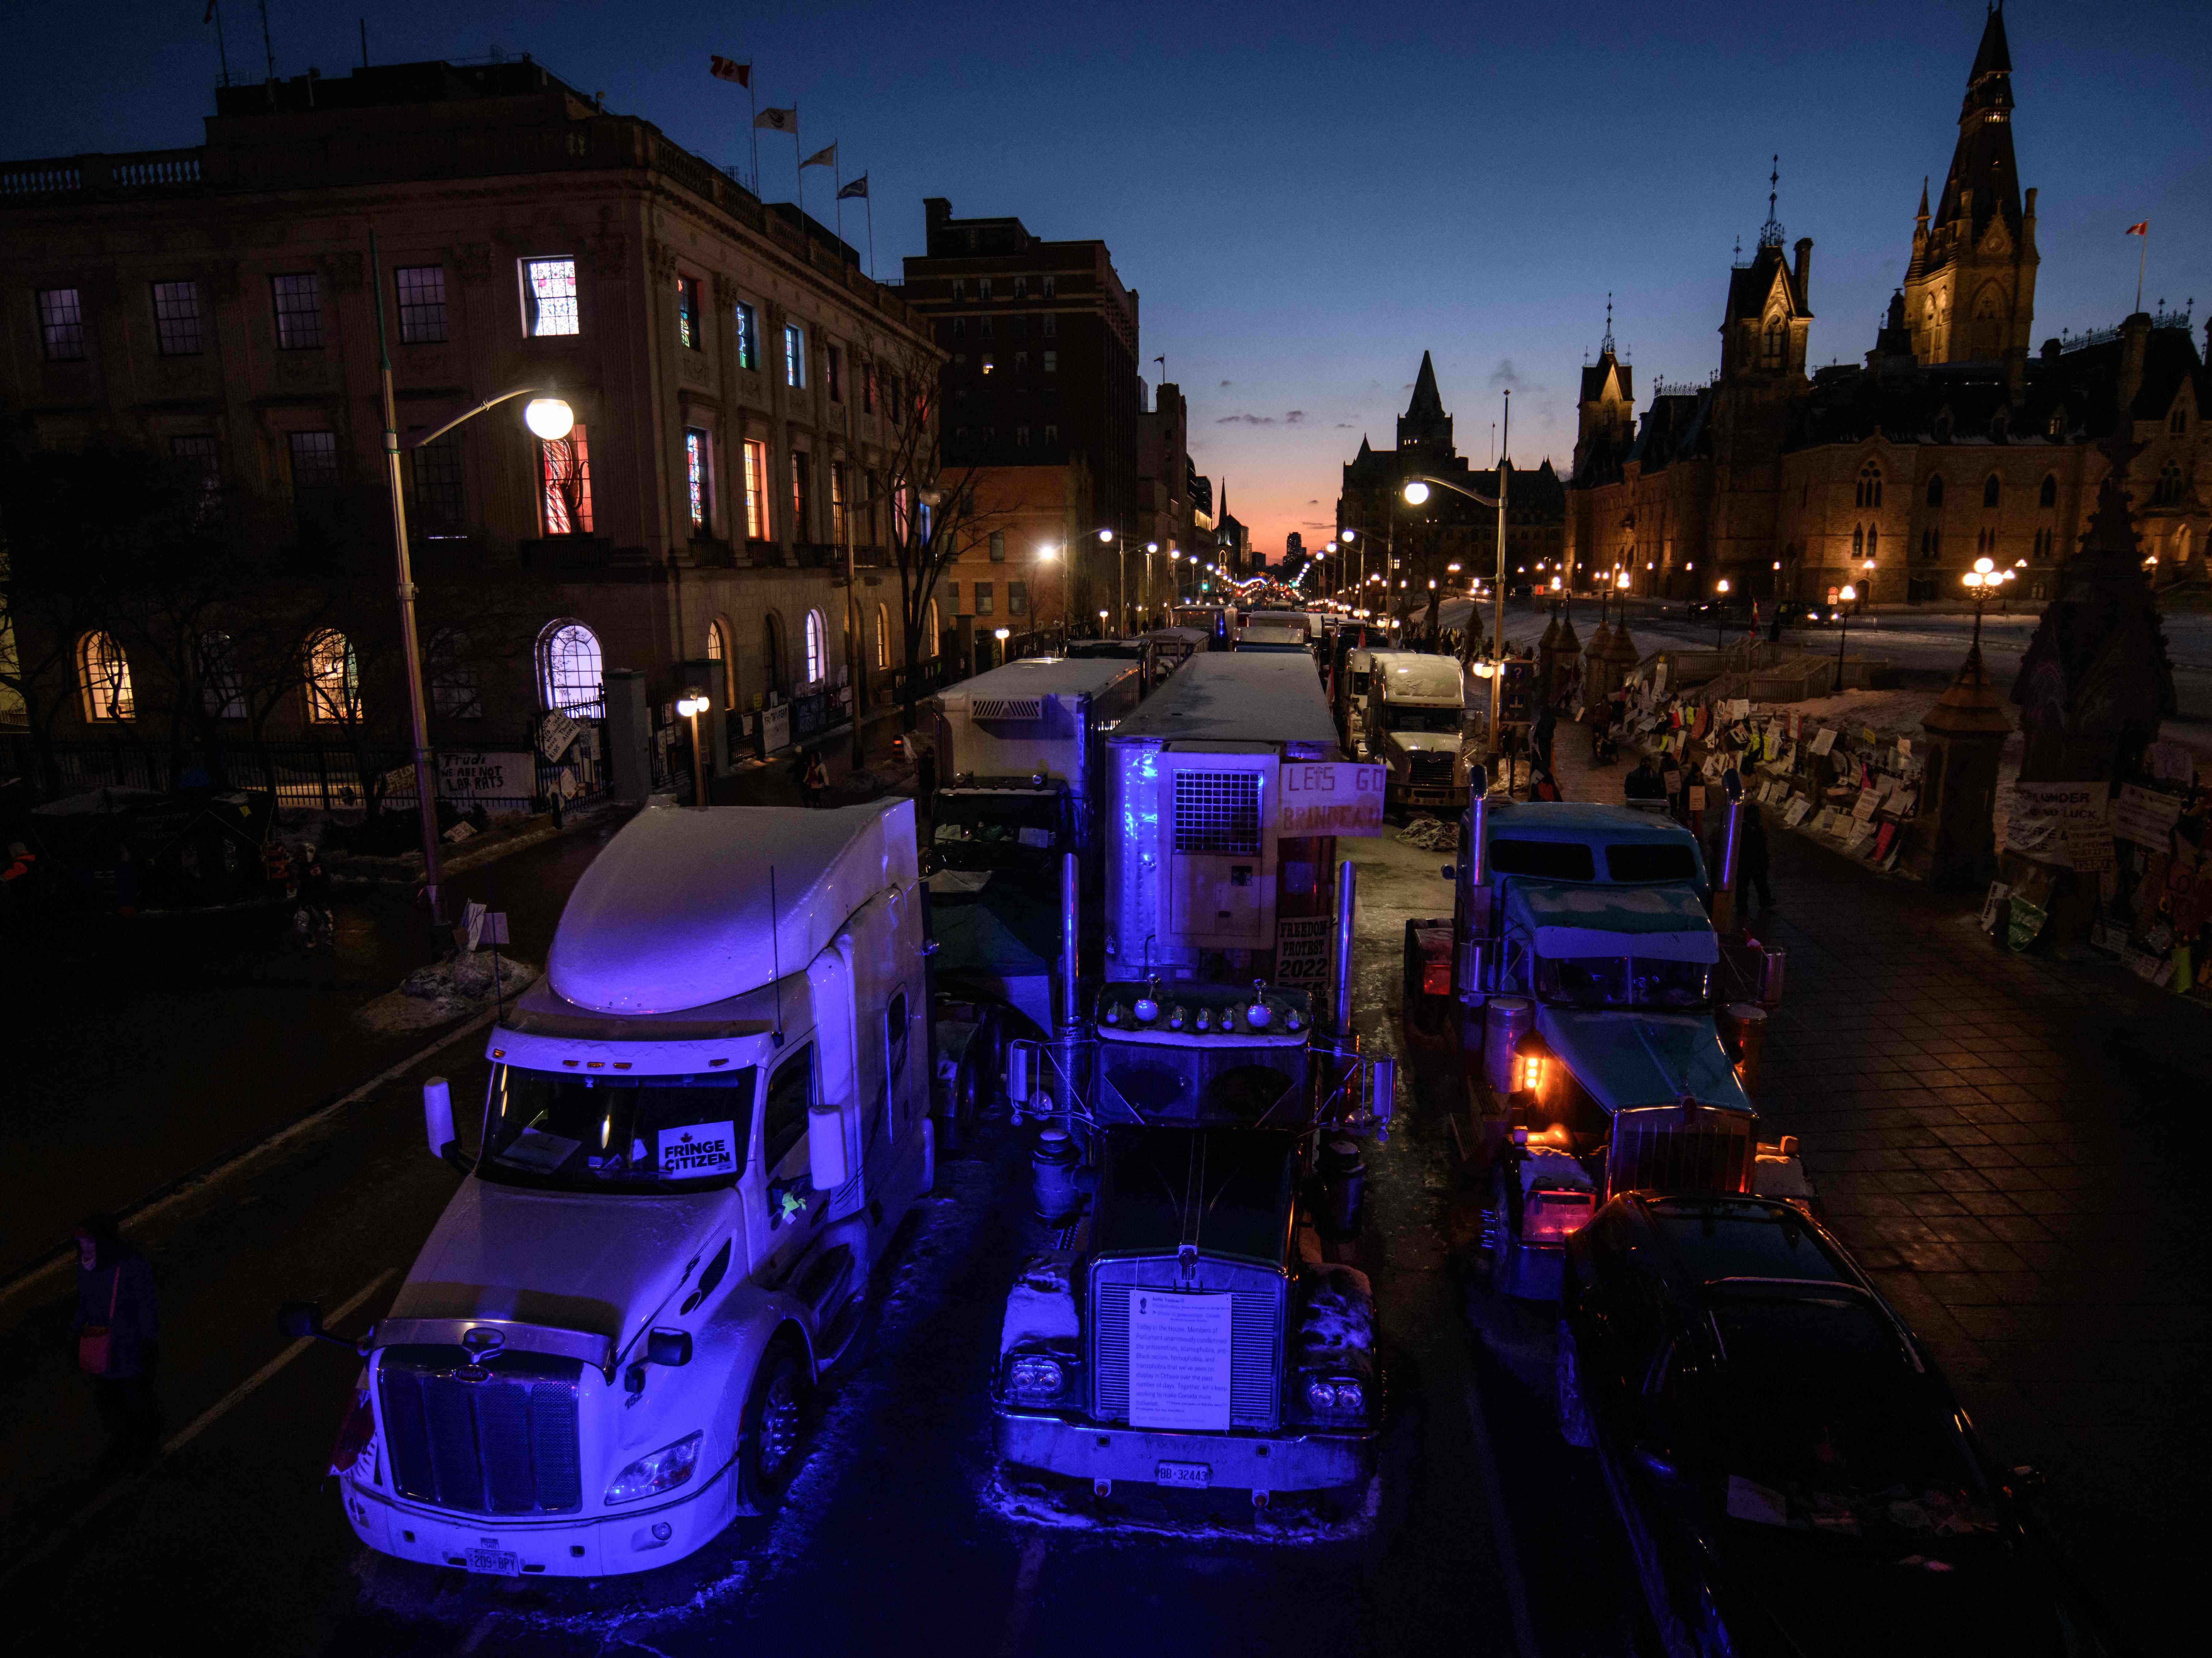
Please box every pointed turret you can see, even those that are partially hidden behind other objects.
[1396,352,1454,450]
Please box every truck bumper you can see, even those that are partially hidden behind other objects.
[994,1407,1375,1493]
[1389,783,1468,814]
[341,1457,733,1578]
[1495,1237,1567,1300]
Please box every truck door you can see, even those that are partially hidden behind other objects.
[752,1044,819,1286]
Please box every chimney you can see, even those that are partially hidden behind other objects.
[1792,238,1813,309]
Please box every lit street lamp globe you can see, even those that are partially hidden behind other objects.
[1098,529,1114,544]
[524,397,575,440]
[1402,481,1431,506]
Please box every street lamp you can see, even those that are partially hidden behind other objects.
[1835,584,1857,682]
[1098,528,1125,634]
[1713,578,1731,648]
[1860,557,1875,615]
[1402,386,1512,728]
[675,690,710,812]
[370,229,573,933]
[1961,555,2015,652]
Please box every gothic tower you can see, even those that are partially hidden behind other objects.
[1902,5,2040,374]
[1397,351,1454,453]
[1573,299,1636,481]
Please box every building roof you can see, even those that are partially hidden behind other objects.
[1109,651,1340,751]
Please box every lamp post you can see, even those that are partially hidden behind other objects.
[1144,541,1159,630]
[1859,557,1875,614]
[676,690,710,810]
[993,625,1012,668]
[1835,584,1857,683]
[1099,528,1122,635]
[1713,578,1731,648]
[1402,400,1512,744]
[371,230,572,932]
[1960,556,2015,652]
[1036,544,1060,649]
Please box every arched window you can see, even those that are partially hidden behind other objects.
[78,630,135,722]
[763,612,785,690]
[1866,524,1878,562]
[803,610,828,685]
[1970,287,2002,359]
[2176,526,2193,567]
[429,628,482,720]
[923,599,940,659]
[707,618,735,707]
[304,629,360,724]
[1760,318,1784,369]
[199,630,244,719]
[1983,474,2001,509]
[2154,461,2183,506]
[873,603,890,671]
[2173,406,2189,436]
[536,619,604,718]
[1926,475,1945,508]
[1856,461,1882,509]
[2039,473,2058,509]
[1851,525,1864,558]
[2047,407,2067,439]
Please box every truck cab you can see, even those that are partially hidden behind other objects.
[1366,651,1473,818]
[325,803,933,1578]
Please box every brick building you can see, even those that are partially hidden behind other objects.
[1,58,940,777]
[1565,11,2209,607]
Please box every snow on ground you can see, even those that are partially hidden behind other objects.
[352,951,538,1031]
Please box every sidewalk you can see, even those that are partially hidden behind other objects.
[1543,712,2206,1649]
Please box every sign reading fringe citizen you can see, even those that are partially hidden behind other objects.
[1279,762,1387,836]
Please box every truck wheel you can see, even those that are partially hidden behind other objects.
[1555,1320,1594,1448]
[734,1337,813,1514]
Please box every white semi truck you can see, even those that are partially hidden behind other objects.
[290,802,932,1578]
[1364,650,1473,819]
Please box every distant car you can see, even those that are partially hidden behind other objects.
[1683,598,1754,625]
[1556,1194,2107,1658]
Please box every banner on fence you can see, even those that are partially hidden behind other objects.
[539,711,583,760]
[2010,781,2109,869]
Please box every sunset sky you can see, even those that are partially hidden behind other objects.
[11,1,2207,555]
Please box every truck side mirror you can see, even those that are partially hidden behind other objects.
[423,1076,455,1161]
[1367,1055,1397,1127]
[1005,1038,1040,1106]
[647,1329,693,1368]
[807,1103,850,1191]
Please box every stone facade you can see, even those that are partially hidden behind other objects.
[1565,11,2209,608]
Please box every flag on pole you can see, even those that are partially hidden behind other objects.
[755,107,797,132]
[837,174,868,200]
[2125,222,2149,236]
[709,55,750,86]
[801,142,837,170]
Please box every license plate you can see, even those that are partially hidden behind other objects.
[465,1547,520,1577]
[1155,1461,1212,1490]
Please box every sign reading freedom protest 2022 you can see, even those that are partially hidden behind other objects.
[1279,762,1387,836]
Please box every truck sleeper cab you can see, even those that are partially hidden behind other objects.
[333,803,933,1579]
[1365,650,1471,819]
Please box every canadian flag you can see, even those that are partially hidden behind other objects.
[709,55,750,87]
[2125,222,2149,236]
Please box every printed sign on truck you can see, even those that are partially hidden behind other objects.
[1279,762,1387,836]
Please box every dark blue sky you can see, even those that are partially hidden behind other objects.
[9,2,2206,551]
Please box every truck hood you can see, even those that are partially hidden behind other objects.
[387,1177,729,1364]
[1537,1008,1750,1113]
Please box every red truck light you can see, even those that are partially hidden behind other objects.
[1522,1188,1594,1244]
[1421,959,1452,996]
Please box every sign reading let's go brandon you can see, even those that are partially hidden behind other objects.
[1279,762,1387,836]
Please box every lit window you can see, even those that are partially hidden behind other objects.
[541,423,594,534]
[78,631,135,722]
[409,434,466,534]
[37,288,85,360]
[974,582,994,617]
[924,599,940,656]
[303,629,360,724]
[537,619,605,717]
[734,301,760,370]
[685,428,713,531]
[288,430,341,521]
[743,439,770,539]
[708,619,735,707]
[792,451,811,537]
[677,274,703,351]
[803,610,827,684]
[981,353,995,376]
[873,603,890,670]
[272,272,323,349]
[151,280,202,355]
[784,323,806,387]
[395,265,447,343]
[829,461,847,544]
[521,256,579,337]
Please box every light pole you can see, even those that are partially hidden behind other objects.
[1402,434,1511,740]
[1098,528,1122,635]
[1860,557,1875,614]
[1713,578,1731,648]
[1835,584,1857,683]
[1144,541,1159,630]
[1961,556,2015,652]
[1036,544,1060,649]
[676,689,710,811]
[371,229,572,932]
[993,625,1012,668]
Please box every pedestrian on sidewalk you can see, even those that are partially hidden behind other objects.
[1737,801,1775,921]
[1624,753,1665,805]
[73,1215,160,1471]
[803,749,830,808]
[1530,704,1557,782]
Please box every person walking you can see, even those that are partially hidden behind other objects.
[1737,800,1776,921]
[1624,753,1666,805]
[1530,704,1557,782]
[73,1215,160,1471]
[803,748,830,809]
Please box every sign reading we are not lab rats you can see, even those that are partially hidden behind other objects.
[1279,762,1387,836]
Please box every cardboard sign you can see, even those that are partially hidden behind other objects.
[1784,798,1811,827]
[439,750,538,801]
[539,710,583,760]
[660,1121,739,1180]
[1810,728,1837,756]
[1851,788,1882,822]
[760,704,792,754]
[1279,762,1388,836]
[2112,784,2183,851]
[1275,915,1333,1013]
[2010,781,2109,869]
[1126,1289,1234,1431]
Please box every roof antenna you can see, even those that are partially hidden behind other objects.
[768,865,786,1046]
[1602,292,1615,356]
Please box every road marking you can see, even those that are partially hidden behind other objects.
[1463,1378,1540,1658]
[992,1535,1048,1658]
[0,1268,395,1583]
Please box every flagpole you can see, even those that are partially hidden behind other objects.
[210,1,232,86]
[793,106,804,222]
[833,151,845,252]
[747,79,759,195]
[2135,226,2148,315]
[865,192,875,282]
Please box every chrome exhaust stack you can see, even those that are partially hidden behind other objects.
[1333,859,1358,1039]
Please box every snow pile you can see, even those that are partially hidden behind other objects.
[354,953,539,1032]
[1395,815,1455,851]
[999,1254,1079,1356]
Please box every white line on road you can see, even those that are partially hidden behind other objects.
[0,1268,395,1584]
[993,1535,1048,1658]
[1463,1378,1540,1658]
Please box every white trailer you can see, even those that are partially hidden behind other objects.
[306,802,931,1578]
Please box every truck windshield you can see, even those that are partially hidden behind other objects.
[479,1064,758,1194]
[1384,705,1460,734]
[932,792,1060,843]
[1098,1044,1307,1125]
[1535,954,1712,1010]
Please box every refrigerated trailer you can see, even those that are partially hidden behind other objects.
[295,803,933,1578]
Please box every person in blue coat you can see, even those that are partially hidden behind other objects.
[73,1216,160,1470]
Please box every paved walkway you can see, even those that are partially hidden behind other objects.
[1539,700,2205,1647]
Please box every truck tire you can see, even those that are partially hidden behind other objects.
[1555,1320,1594,1448]
[734,1335,813,1515]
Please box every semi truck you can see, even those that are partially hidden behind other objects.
[292,802,934,1578]
[1405,779,1805,1299]
[1363,651,1473,819]
[990,651,1398,1507]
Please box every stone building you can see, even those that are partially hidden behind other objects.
[1566,10,2209,607]
[0,57,939,771]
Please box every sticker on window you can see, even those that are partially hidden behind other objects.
[661,1122,739,1179]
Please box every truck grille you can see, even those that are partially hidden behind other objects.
[1608,1105,1754,1198]
[1408,752,1456,791]
[1089,1260,1284,1430]
[377,1345,584,1515]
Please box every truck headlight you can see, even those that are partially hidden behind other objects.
[603,1431,702,1505]
[1302,1375,1366,1419]
[1005,1353,1070,1403]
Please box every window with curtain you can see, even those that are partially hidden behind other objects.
[685,428,713,531]
[79,631,135,721]
[541,425,594,535]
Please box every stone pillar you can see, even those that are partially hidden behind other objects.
[1603,618,1642,692]
[1582,610,1616,703]
[1916,647,2011,891]
[602,669,653,804]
